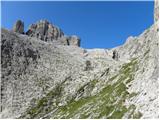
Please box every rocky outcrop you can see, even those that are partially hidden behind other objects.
[13,20,24,34]
[26,20,64,41]
[112,50,119,60]
[11,20,81,47]
[154,0,159,23]
[68,35,81,46]
[58,35,81,47]
[25,20,81,47]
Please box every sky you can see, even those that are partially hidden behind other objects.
[1,1,154,49]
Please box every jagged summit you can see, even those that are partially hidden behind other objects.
[26,20,64,41]
[12,19,81,47]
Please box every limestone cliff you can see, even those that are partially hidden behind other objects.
[25,20,80,46]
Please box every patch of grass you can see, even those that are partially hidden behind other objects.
[127,105,136,118]
[129,92,139,98]
[22,84,62,118]
[22,58,141,119]
[120,59,138,85]
[122,58,137,70]
[26,97,48,118]
[90,79,98,87]
[61,98,92,117]
[76,79,98,99]
[98,105,115,118]
[127,105,142,119]
[80,113,91,119]
[109,74,118,81]
[51,58,140,119]
[107,108,128,119]
[133,111,143,119]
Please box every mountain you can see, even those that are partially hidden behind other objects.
[0,1,159,119]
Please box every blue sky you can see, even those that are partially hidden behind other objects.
[1,1,154,48]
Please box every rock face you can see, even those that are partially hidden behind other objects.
[13,20,24,34]
[24,20,81,47]
[112,50,119,60]
[26,20,64,41]
[57,35,81,47]
[0,1,159,119]
[154,0,159,23]
[68,35,81,46]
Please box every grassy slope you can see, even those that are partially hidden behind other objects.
[21,58,142,119]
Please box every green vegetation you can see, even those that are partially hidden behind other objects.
[22,58,142,119]
[120,58,138,84]
[90,79,98,86]
[76,79,98,98]
[129,92,139,98]
[127,105,142,119]
[133,111,143,119]
[110,74,118,81]
[52,58,141,119]
[21,84,62,118]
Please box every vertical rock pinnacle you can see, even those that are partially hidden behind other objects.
[13,20,24,34]
[154,0,159,23]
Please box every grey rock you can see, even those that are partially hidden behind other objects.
[57,36,70,45]
[57,35,81,47]
[68,35,81,47]
[84,60,92,71]
[26,20,64,42]
[25,20,80,47]
[112,50,119,60]
[154,0,159,23]
[13,20,24,34]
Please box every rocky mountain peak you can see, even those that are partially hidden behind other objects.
[12,19,81,47]
[26,20,64,41]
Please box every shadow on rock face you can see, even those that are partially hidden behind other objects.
[1,29,40,76]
